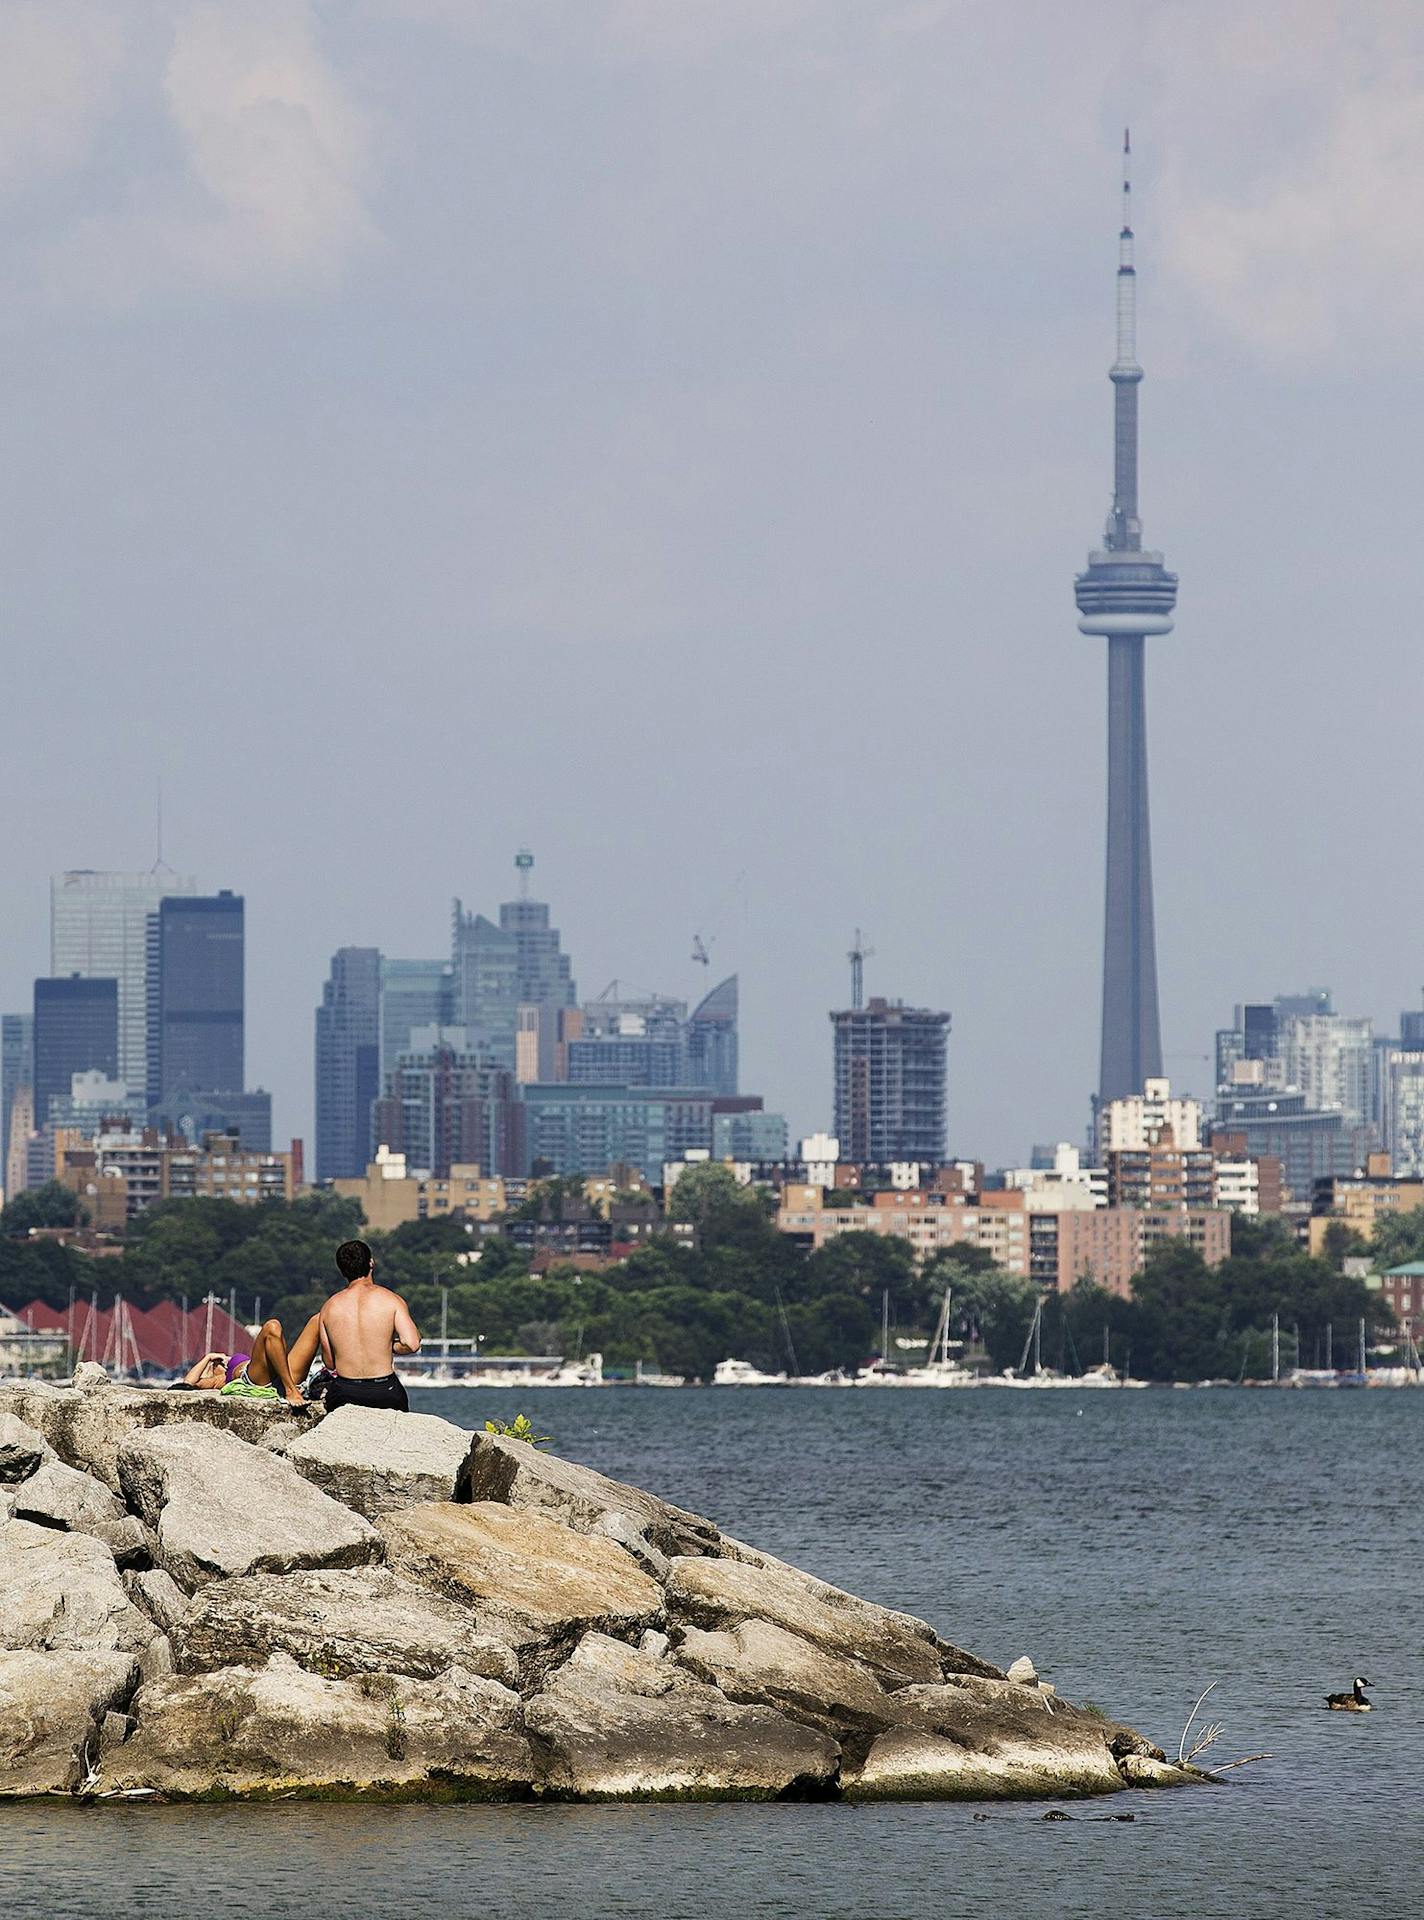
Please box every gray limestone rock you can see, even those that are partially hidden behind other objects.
[0,1411,54,1484]
[9,1459,148,1565]
[124,1568,191,1635]
[525,1630,839,1799]
[666,1554,951,1687]
[106,1653,535,1797]
[117,1424,381,1593]
[459,1433,722,1560]
[378,1501,663,1658]
[71,1362,109,1393]
[276,1405,476,1518]
[0,1519,156,1654]
[0,1650,140,1795]
[676,1618,892,1732]
[173,1565,518,1687]
[0,1380,319,1493]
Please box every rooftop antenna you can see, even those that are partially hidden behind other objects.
[514,848,534,900]
[848,928,874,1010]
[150,778,174,876]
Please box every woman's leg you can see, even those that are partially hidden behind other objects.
[288,1313,323,1382]
[245,1320,305,1406]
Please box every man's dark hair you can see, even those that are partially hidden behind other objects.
[335,1239,373,1281]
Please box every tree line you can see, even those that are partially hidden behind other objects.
[1,1167,1414,1382]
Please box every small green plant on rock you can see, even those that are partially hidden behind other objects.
[484,1413,552,1449]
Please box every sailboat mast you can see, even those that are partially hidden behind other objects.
[1272,1311,1279,1385]
[881,1288,889,1365]
[1358,1315,1366,1377]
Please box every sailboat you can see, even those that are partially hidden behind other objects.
[896,1288,976,1388]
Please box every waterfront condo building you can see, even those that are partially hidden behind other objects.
[831,997,950,1167]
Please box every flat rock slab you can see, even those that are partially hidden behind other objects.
[0,1520,155,1654]
[106,1654,534,1798]
[461,1435,722,1560]
[8,1460,148,1566]
[842,1722,1128,1800]
[379,1502,663,1654]
[666,1554,947,1687]
[0,1382,319,1493]
[277,1406,476,1518]
[526,1630,838,1799]
[0,1650,140,1795]
[174,1566,518,1687]
[117,1424,381,1593]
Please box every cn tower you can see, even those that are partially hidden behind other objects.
[1074,133,1178,1108]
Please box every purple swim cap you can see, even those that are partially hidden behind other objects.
[225,1353,250,1383]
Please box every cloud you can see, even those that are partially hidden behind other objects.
[1,1,375,308]
[0,2,128,189]
[1154,2,1424,358]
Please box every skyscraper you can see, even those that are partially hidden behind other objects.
[314,947,382,1182]
[451,853,576,1077]
[51,870,197,1102]
[1074,136,1178,1109]
[685,976,739,1096]
[147,892,244,1106]
[1,1014,32,1177]
[33,977,118,1124]
[831,997,950,1166]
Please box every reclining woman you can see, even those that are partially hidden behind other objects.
[178,1313,321,1408]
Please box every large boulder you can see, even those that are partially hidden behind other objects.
[8,1460,148,1567]
[0,1651,140,1795]
[665,1554,962,1687]
[123,1570,191,1636]
[0,1380,318,1493]
[117,1424,381,1593]
[105,1653,534,1798]
[0,1411,54,1484]
[378,1503,663,1660]
[461,1434,722,1561]
[276,1406,475,1518]
[173,1566,518,1687]
[525,1630,838,1799]
[676,1618,892,1732]
[0,1520,155,1654]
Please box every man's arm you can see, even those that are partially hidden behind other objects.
[392,1294,421,1355]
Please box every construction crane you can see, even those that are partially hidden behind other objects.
[848,928,874,1010]
[691,934,711,968]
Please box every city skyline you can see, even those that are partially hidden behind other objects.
[0,8,1420,1163]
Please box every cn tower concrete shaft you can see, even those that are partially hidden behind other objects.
[1100,632,1161,1103]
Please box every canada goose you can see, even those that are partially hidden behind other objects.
[1325,1676,1372,1712]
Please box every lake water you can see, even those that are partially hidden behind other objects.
[6,1385,1414,1919]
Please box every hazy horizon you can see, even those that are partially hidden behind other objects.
[3,1,1421,1162]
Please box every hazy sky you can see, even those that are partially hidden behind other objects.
[2,0,1421,1163]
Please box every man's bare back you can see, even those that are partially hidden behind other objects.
[320,1240,420,1414]
[320,1282,419,1378]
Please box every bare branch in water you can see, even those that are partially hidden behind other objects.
[1177,1682,1219,1767]
[1207,1752,1273,1776]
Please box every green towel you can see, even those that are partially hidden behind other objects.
[219,1373,279,1400]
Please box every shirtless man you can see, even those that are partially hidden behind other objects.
[318,1239,421,1413]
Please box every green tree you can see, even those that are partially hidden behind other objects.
[1370,1206,1424,1271]
[2,1182,84,1235]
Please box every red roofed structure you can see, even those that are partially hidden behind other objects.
[16,1298,252,1376]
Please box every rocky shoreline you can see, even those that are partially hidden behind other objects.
[0,1366,1201,1802]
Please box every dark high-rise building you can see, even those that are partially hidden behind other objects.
[147,892,244,1107]
[452,852,576,1078]
[34,976,118,1124]
[1074,135,1178,1109]
[831,997,949,1166]
[2,1013,33,1174]
[314,947,381,1181]
[151,1088,273,1153]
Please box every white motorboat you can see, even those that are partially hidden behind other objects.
[712,1357,788,1386]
